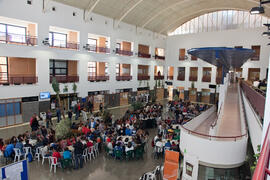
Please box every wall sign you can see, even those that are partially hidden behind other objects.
[40,92,50,100]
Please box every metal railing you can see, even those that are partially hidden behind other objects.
[155,55,165,60]
[181,125,248,141]
[167,76,174,80]
[88,75,109,81]
[115,48,133,56]
[137,75,150,80]
[202,76,211,82]
[189,76,198,81]
[138,52,151,58]
[0,31,38,46]
[87,45,110,53]
[0,76,38,85]
[177,75,185,81]
[50,75,79,83]
[252,124,270,180]
[116,76,132,81]
[240,81,265,119]
[49,40,79,50]
[216,77,223,84]
[154,75,164,80]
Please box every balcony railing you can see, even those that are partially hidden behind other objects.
[240,80,265,119]
[189,76,198,81]
[138,52,151,58]
[49,40,79,50]
[116,76,132,81]
[154,75,164,80]
[167,76,174,80]
[88,75,109,82]
[216,77,223,84]
[202,76,211,82]
[87,45,110,53]
[155,55,165,60]
[115,48,133,56]
[179,56,186,60]
[0,32,38,46]
[138,75,150,80]
[50,75,79,83]
[177,75,185,81]
[0,76,38,85]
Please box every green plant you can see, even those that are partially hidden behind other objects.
[72,83,77,94]
[191,82,195,89]
[173,94,179,101]
[251,145,261,172]
[139,80,142,86]
[158,79,161,87]
[63,85,68,93]
[55,118,71,140]
[131,101,144,111]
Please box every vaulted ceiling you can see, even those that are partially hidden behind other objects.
[53,0,270,35]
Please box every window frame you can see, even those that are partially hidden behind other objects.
[0,23,27,43]
[49,31,67,48]
[49,59,68,76]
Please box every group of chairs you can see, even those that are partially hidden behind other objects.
[105,143,145,161]
[34,143,100,173]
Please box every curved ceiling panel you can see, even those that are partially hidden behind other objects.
[53,0,270,35]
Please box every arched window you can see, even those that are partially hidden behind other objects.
[169,10,270,35]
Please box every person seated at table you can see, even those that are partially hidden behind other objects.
[125,142,134,152]
[63,148,71,160]
[15,138,24,153]
[118,126,125,136]
[107,141,114,155]
[170,142,179,152]
[164,140,171,149]
[125,126,132,136]
[5,141,15,158]
[82,125,91,135]
[52,148,61,163]
[114,142,123,152]
[24,139,34,153]
[86,139,93,148]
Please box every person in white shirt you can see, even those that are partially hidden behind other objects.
[125,142,134,152]
[253,79,260,88]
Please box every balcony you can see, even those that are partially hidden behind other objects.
[202,76,211,82]
[0,76,38,85]
[116,76,132,81]
[137,75,150,80]
[49,41,79,50]
[87,45,110,54]
[154,75,164,80]
[216,77,223,84]
[115,48,133,56]
[155,55,165,60]
[0,32,38,46]
[177,75,185,81]
[240,81,265,119]
[179,56,186,61]
[189,76,197,81]
[138,52,151,58]
[88,76,109,82]
[167,76,174,80]
[50,75,79,83]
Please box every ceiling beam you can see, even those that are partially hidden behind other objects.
[141,0,270,29]
[158,7,245,34]
[84,0,101,22]
[115,0,144,28]
[42,0,51,13]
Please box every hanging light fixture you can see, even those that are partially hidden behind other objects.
[250,0,270,14]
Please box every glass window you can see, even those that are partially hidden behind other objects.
[105,63,108,75]
[14,102,20,115]
[6,103,14,116]
[49,32,67,47]
[169,10,270,35]
[50,60,68,76]
[88,38,97,46]
[0,104,6,117]
[116,64,120,75]
[7,25,26,43]
[88,62,96,76]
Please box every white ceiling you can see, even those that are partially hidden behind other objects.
[53,0,270,35]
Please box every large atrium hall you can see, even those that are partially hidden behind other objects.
[0,0,270,179]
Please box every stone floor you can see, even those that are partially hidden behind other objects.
[28,128,163,180]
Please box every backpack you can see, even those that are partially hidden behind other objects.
[27,153,33,162]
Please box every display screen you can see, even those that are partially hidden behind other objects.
[40,92,50,99]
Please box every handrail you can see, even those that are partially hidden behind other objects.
[252,124,270,180]
[181,125,247,141]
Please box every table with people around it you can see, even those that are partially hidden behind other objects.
[152,100,210,159]
[0,100,167,173]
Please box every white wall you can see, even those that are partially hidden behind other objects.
[166,28,270,92]
[180,128,248,168]
[0,0,166,99]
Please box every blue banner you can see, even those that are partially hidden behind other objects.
[1,160,28,180]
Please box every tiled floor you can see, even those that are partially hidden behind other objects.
[217,83,242,136]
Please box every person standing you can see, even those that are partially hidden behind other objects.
[68,109,73,122]
[73,137,84,169]
[30,113,39,132]
[56,107,61,123]
[46,110,53,128]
